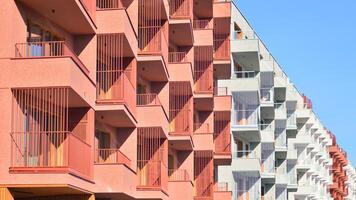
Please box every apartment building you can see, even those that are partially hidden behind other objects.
[216,2,350,200]
[0,0,233,199]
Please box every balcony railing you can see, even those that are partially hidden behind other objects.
[137,93,161,106]
[233,110,259,126]
[214,37,230,60]
[96,0,124,9]
[138,26,162,54]
[137,160,168,191]
[195,70,213,93]
[261,158,275,173]
[214,182,229,192]
[170,0,192,18]
[194,122,211,134]
[260,123,274,132]
[235,71,256,78]
[170,109,192,135]
[260,88,273,102]
[14,41,89,75]
[214,133,231,155]
[96,72,136,112]
[169,52,188,63]
[168,169,190,181]
[10,131,91,178]
[287,113,297,126]
[95,149,131,167]
[233,150,258,159]
[193,20,211,29]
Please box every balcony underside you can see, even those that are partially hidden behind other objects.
[8,184,91,199]
[232,129,260,142]
[168,136,194,150]
[96,104,136,127]
[169,20,194,46]
[214,60,231,80]
[137,57,169,82]
[17,0,96,34]
[194,95,214,111]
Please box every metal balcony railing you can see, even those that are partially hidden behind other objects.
[137,160,168,191]
[95,149,131,167]
[194,122,211,134]
[137,93,161,106]
[169,0,192,18]
[14,41,89,74]
[169,109,192,135]
[168,169,190,181]
[193,20,211,29]
[169,52,188,63]
[10,131,91,178]
[96,0,124,9]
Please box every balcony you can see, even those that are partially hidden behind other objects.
[169,0,194,46]
[231,32,260,72]
[232,109,260,142]
[232,71,260,91]
[214,87,232,112]
[214,182,232,200]
[193,19,213,47]
[9,41,95,106]
[96,71,136,127]
[193,123,214,151]
[10,131,92,181]
[96,2,137,54]
[232,151,261,173]
[94,148,136,194]
[17,0,96,34]
[137,94,169,137]
[168,52,194,89]
[137,26,169,82]
[137,160,168,193]
[169,109,194,150]
[168,169,194,200]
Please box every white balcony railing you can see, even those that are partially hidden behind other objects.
[235,71,256,79]
[233,150,258,159]
[233,109,259,126]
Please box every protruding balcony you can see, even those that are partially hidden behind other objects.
[232,109,260,142]
[260,123,275,143]
[137,94,169,137]
[168,52,194,90]
[94,149,136,195]
[96,71,136,127]
[10,87,93,182]
[214,87,232,112]
[193,122,214,151]
[193,19,213,47]
[168,169,194,200]
[96,1,137,54]
[232,151,261,173]
[169,0,194,46]
[230,71,260,91]
[274,102,287,119]
[231,31,260,72]
[10,41,95,106]
[137,0,169,81]
[16,0,96,34]
[213,17,231,79]
[194,151,214,200]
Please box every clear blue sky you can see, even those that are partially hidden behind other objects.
[233,0,356,165]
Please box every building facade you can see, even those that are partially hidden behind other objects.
[0,0,351,200]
